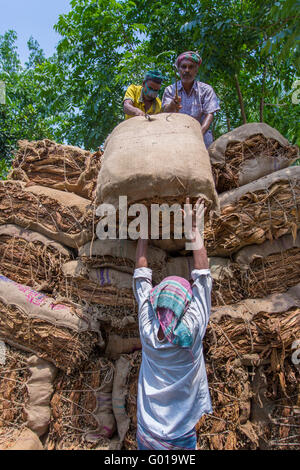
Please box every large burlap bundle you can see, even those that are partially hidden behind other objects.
[60,260,136,309]
[250,362,300,450]
[0,342,30,448]
[47,355,115,450]
[9,139,102,200]
[205,284,300,363]
[233,232,300,299]
[96,113,219,213]
[205,167,300,256]
[209,123,298,193]
[24,356,58,437]
[0,181,96,249]
[113,352,141,450]
[196,359,254,450]
[0,224,72,292]
[0,427,44,450]
[0,275,100,372]
[79,239,167,283]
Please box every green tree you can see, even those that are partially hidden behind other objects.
[0,31,54,177]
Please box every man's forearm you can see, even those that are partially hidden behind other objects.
[193,245,209,270]
[191,231,209,270]
[135,239,148,268]
[123,100,144,117]
[201,113,214,135]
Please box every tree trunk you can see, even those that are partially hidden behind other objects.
[260,65,267,122]
[234,74,247,124]
[226,114,231,132]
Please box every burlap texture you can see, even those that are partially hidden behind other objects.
[79,239,166,279]
[0,275,100,372]
[0,427,44,450]
[0,224,72,291]
[24,355,58,437]
[96,113,219,212]
[0,181,96,249]
[9,139,102,200]
[0,343,30,448]
[47,356,115,450]
[205,167,300,256]
[209,123,298,192]
[60,260,136,308]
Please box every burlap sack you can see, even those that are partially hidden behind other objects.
[60,260,135,308]
[0,224,72,291]
[209,123,298,192]
[0,181,96,249]
[105,333,141,359]
[10,139,102,200]
[0,275,100,372]
[24,356,58,437]
[165,256,232,280]
[0,343,30,447]
[112,356,131,444]
[96,113,219,212]
[234,232,300,268]
[205,166,300,256]
[79,239,166,277]
[0,428,44,450]
[47,356,115,450]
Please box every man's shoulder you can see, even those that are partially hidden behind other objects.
[124,84,142,98]
[163,83,174,94]
[194,81,215,93]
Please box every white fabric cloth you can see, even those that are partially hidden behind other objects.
[133,267,213,440]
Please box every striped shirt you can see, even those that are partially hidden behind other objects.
[162,80,220,148]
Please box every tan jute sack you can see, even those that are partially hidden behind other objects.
[209,123,298,190]
[96,113,219,211]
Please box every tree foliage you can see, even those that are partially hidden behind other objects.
[0,0,299,162]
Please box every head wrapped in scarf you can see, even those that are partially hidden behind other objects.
[144,70,165,84]
[175,51,202,70]
[149,276,193,348]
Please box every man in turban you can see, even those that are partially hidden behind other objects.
[123,70,165,119]
[162,51,220,148]
[133,198,212,450]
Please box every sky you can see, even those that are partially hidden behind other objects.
[0,0,71,64]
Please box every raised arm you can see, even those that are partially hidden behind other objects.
[135,238,149,268]
[183,197,209,270]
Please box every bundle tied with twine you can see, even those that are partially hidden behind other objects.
[9,139,102,201]
[59,260,136,310]
[0,343,30,448]
[204,167,300,256]
[209,123,299,193]
[205,284,300,364]
[250,361,300,450]
[47,355,115,450]
[0,181,97,249]
[0,224,72,293]
[79,239,167,285]
[0,275,101,373]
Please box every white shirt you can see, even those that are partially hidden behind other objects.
[132,267,213,439]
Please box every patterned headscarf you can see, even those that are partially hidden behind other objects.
[175,51,202,70]
[144,70,165,83]
[149,276,193,348]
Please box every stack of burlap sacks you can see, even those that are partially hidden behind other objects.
[0,115,299,450]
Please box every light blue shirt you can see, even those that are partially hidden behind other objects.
[133,267,213,440]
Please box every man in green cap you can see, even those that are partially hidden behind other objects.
[123,70,164,119]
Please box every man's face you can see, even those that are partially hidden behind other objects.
[178,59,198,84]
[143,80,161,101]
